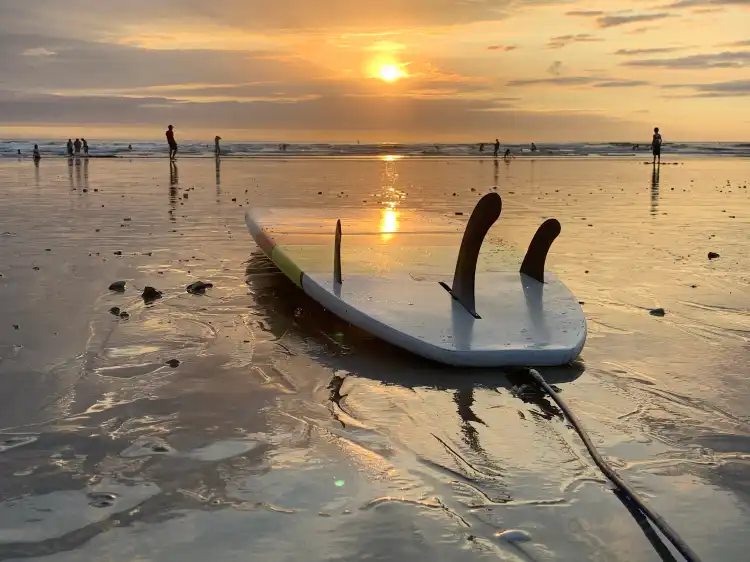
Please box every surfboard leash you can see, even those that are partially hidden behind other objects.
[526,368,704,562]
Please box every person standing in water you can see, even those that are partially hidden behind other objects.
[493,138,500,157]
[74,138,82,154]
[651,127,662,164]
[82,138,89,156]
[66,139,74,156]
[33,144,41,162]
[214,135,222,157]
[166,125,177,160]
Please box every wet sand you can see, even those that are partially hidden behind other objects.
[1,156,749,561]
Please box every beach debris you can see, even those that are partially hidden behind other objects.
[495,529,533,543]
[109,307,121,316]
[113,251,122,256]
[318,191,323,195]
[32,266,40,271]
[119,311,130,320]
[649,308,666,317]
[455,212,464,216]
[183,193,188,199]
[186,281,213,294]
[691,284,697,288]
[231,198,237,202]
[87,492,118,508]
[108,280,126,292]
[142,286,162,303]
[12,324,19,330]
[45,249,51,252]
[708,252,720,260]
[123,217,131,222]
[166,359,180,368]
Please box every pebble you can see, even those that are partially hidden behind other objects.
[650,308,666,317]
[495,529,532,543]
[186,281,214,294]
[113,251,122,256]
[108,280,126,292]
[166,359,180,368]
[109,307,121,316]
[142,286,163,303]
[708,252,720,260]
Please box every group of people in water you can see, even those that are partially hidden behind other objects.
[478,139,536,159]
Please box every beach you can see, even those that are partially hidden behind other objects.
[1,155,749,561]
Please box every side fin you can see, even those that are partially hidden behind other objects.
[440,192,502,318]
[520,219,561,283]
[334,219,342,285]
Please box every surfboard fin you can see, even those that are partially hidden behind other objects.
[334,219,342,285]
[440,192,502,319]
[520,219,561,283]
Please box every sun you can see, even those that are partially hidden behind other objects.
[379,64,405,82]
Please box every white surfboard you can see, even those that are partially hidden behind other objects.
[245,193,586,367]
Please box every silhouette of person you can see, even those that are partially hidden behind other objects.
[493,138,500,157]
[82,138,89,155]
[651,127,662,164]
[33,144,41,162]
[66,139,74,156]
[214,135,222,157]
[166,125,177,160]
[74,138,82,154]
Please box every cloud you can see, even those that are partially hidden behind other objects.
[594,80,650,87]
[623,50,750,68]
[547,34,603,49]
[22,47,57,57]
[487,44,517,51]
[722,39,750,47]
[614,47,681,55]
[547,61,564,76]
[565,10,604,16]
[663,79,750,97]
[506,75,650,87]
[0,89,645,141]
[661,0,750,8]
[597,12,673,27]
[0,0,563,38]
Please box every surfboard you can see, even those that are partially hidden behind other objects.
[245,193,586,367]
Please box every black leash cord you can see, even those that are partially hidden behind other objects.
[527,369,704,562]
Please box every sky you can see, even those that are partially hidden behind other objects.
[0,0,748,142]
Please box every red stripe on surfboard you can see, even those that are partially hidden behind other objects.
[255,228,276,255]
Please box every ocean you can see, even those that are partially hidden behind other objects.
[1,139,749,159]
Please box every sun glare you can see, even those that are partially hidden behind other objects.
[379,64,404,82]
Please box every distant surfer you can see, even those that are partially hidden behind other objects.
[128,144,133,151]
[33,144,41,162]
[504,148,512,159]
[493,139,500,157]
[66,139,74,156]
[479,143,485,152]
[166,125,177,160]
[530,142,537,152]
[214,135,222,157]
[651,127,662,164]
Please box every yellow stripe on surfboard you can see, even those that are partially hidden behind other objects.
[271,245,304,287]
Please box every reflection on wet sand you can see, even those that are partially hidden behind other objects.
[651,163,661,216]
[1,157,750,562]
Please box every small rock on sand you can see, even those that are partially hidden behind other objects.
[708,252,720,260]
[109,307,121,316]
[119,311,130,320]
[142,286,162,303]
[108,280,126,292]
[113,251,122,256]
[650,308,666,317]
[495,529,532,543]
[186,281,214,294]
[166,359,180,368]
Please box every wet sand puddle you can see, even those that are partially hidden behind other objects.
[0,157,749,561]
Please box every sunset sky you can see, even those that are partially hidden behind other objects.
[1,0,748,142]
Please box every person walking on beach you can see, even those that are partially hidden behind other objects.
[74,138,82,154]
[651,127,662,164]
[493,138,500,157]
[166,125,177,160]
[33,144,41,162]
[82,138,89,156]
[214,135,222,157]
[66,139,74,156]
